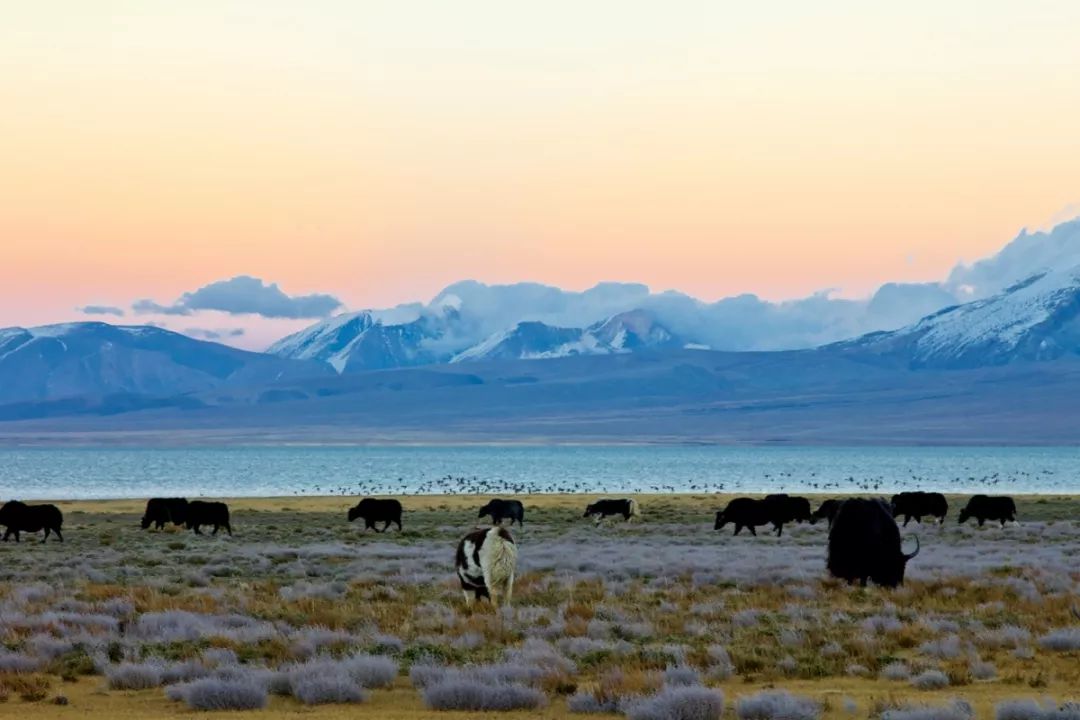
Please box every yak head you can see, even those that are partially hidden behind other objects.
[140,515,152,530]
[957,507,971,524]
[477,501,496,519]
[713,511,727,531]
[875,535,921,588]
[0,500,23,523]
[583,503,598,517]
[347,506,362,522]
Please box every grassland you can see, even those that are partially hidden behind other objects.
[1,493,1078,718]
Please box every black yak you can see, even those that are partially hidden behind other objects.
[813,499,841,527]
[347,498,403,532]
[478,499,524,526]
[890,491,948,526]
[185,501,232,536]
[714,495,809,537]
[827,498,920,588]
[713,498,772,536]
[455,526,517,607]
[0,500,64,542]
[957,495,1017,527]
[583,499,640,524]
[141,498,189,530]
[764,494,813,533]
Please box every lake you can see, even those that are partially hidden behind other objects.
[2,445,1078,500]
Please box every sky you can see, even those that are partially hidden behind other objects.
[3,1,1080,348]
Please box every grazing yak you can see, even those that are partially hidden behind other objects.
[185,501,232,536]
[958,495,1017,527]
[478,498,524,526]
[713,495,811,537]
[890,491,948,526]
[347,498,403,532]
[813,499,841,527]
[0,501,64,543]
[827,498,920,588]
[583,498,640,524]
[455,526,517,607]
[141,498,189,530]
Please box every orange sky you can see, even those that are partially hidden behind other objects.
[3,1,1080,337]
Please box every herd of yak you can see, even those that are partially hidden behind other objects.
[0,491,1020,597]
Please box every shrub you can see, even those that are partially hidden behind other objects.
[166,678,268,710]
[663,665,702,687]
[996,700,1080,720]
[920,635,963,659]
[969,660,997,680]
[567,690,620,714]
[106,661,163,690]
[910,670,950,690]
[421,680,546,711]
[882,699,974,720]
[881,662,911,681]
[0,652,43,674]
[1038,628,1080,652]
[737,691,820,720]
[625,686,725,720]
[290,676,366,705]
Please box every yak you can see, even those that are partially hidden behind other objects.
[583,498,640,524]
[186,501,232,536]
[813,499,841,527]
[827,498,920,588]
[764,494,814,531]
[347,498,403,532]
[478,498,524,526]
[958,495,1017,527]
[455,526,517,608]
[141,498,189,530]
[890,491,948,526]
[713,497,772,536]
[0,500,64,542]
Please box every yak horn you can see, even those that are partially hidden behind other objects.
[904,535,921,560]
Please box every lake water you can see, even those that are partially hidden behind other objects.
[1,445,1078,500]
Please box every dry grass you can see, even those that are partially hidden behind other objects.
[2,493,1078,718]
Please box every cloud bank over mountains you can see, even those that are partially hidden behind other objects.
[73,216,1080,353]
[132,276,343,319]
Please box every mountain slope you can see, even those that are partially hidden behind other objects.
[0,322,331,404]
[451,310,682,363]
[842,268,1080,368]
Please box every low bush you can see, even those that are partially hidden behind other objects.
[625,686,725,720]
[737,690,820,720]
[421,680,546,711]
[165,678,268,711]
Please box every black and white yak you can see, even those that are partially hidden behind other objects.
[455,526,517,608]
[478,498,525,526]
[827,498,920,588]
[583,498,641,525]
[957,495,1017,527]
[0,500,64,543]
[347,498,403,532]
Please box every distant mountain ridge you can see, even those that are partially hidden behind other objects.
[0,322,331,405]
[840,267,1080,368]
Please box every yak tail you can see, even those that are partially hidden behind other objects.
[482,529,518,607]
[628,499,641,521]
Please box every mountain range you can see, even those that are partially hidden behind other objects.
[5,218,1080,441]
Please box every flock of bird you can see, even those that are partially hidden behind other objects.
[294,469,1056,497]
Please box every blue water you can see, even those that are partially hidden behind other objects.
[1,446,1078,500]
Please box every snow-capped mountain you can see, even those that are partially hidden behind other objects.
[844,267,1080,368]
[452,310,682,363]
[0,322,331,405]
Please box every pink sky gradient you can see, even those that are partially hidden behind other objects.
[3,3,1080,348]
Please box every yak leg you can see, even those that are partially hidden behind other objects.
[733,524,742,536]
[462,590,474,607]
[748,525,757,537]
[902,515,911,527]
[774,523,784,537]
[395,518,402,531]
[503,572,515,608]
[53,527,63,542]
[42,528,50,542]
